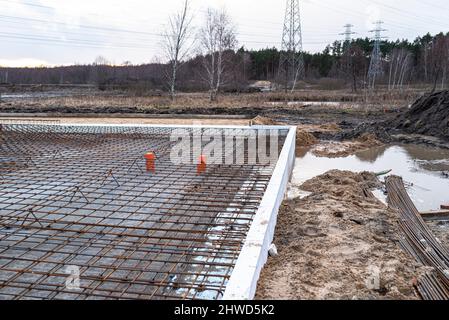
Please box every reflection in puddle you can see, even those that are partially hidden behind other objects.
[0,91,88,100]
[288,144,449,211]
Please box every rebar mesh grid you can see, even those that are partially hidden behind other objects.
[0,124,287,300]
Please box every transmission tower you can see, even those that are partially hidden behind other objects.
[340,24,356,43]
[278,0,304,92]
[367,21,387,90]
[340,24,356,57]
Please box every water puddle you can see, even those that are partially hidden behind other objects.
[269,101,361,108]
[0,91,85,100]
[287,144,449,212]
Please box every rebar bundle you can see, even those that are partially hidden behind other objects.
[386,176,449,300]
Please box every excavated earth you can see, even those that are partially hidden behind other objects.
[339,90,449,148]
[390,90,449,141]
[256,170,426,300]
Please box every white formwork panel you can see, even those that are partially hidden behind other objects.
[223,126,296,300]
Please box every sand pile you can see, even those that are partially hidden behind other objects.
[252,115,318,148]
[256,170,424,300]
[296,129,318,147]
[252,115,281,125]
[319,123,342,132]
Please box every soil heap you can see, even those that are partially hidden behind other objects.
[391,90,449,140]
[256,170,424,300]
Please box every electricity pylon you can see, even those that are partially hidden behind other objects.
[340,24,356,44]
[367,21,387,90]
[340,24,356,78]
[278,0,304,92]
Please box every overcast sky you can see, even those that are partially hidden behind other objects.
[0,0,448,67]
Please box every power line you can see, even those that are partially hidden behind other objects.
[366,0,449,28]
[418,0,449,12]
[1,0,336,36]
[3,0,445,40]
[1,0,447,65]
[0,13,333,49]
[0,15,335,43]
[306,0,437,34]
[357,0,449,31]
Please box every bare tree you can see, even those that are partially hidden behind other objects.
[426,35,449,92]
[341,44,366,92]
[162,0,193,100]
[92,56,111,88]
[198,8,237,101]
[388,48,412,91]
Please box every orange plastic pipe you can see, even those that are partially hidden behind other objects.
[197,155,206,175]
[144,152,156,173]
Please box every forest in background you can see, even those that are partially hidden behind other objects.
[1,32,449,93]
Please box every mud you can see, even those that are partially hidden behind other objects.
[311,134,383,158]
[256,170,424,300]
[292,144,449,212]
[339,91,449,148]
[0,90,393,128]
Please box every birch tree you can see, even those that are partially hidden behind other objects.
[388,48,412,91]
[162,0,193,100]
[198,8,237,101]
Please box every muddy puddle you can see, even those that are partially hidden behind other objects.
[270,101,360,108]
[288,143,449,212]
[0,91,88,100]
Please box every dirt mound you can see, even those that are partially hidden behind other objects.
[319,123,342,132]
[299,123,342,141]
[391,90,449,140]
[296,129,318,147]
[256,170,425,300]
[336,121,392,143]
[356,133,381,145]
[301,170,382,193]
[251,115,281,125]
[251,116,318,148]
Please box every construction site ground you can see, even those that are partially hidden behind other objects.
[1,88,449,300]
[256,170,426,300]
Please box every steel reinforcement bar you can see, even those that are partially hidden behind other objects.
[0,123,288,300]
[385,175,449,300]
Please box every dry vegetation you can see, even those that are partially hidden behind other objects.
[0,89,427,131]
[0,86,428,110]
